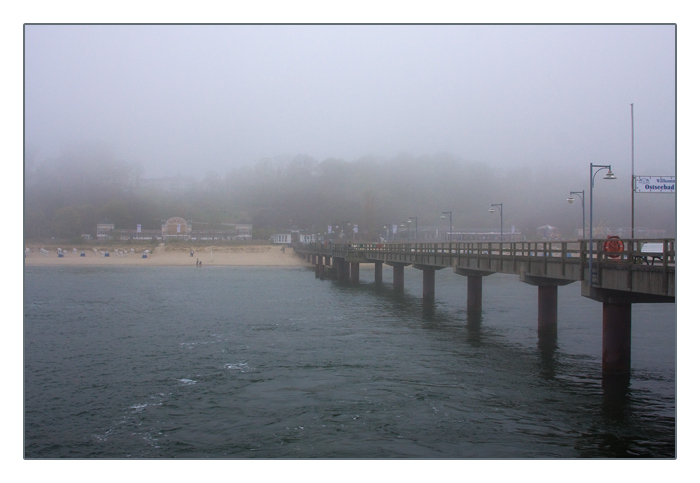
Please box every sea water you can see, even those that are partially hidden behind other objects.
[23,265,676,458]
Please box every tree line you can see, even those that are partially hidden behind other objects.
[24,146,676,242]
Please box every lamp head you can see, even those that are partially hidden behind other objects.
[440,215,446,220]
[604,169,616,180]
[488,208,495,214]
[567,197,574,204]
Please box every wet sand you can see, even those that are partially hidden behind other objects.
[23,244,307,267]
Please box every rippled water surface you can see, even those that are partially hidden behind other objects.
[24,265,676,458]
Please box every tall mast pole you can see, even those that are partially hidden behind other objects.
[631,103,635,239]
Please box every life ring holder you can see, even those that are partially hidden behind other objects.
[603,235,624,259]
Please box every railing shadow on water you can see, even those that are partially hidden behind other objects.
[324,270,665,454]
[297,244,672,453]
[537,329,559,381]
[324,275,575,379]
[324,272,636,393]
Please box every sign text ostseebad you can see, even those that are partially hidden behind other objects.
[635,176,676,193]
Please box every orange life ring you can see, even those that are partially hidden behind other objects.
[603,235,624,259]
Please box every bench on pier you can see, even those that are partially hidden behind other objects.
[633,242,664,266]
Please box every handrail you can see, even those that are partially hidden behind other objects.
[296,238,676,268]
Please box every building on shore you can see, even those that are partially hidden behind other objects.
[190,223,252,241]
[271,229,318,245]
[99,219,252,241]
[96,221,115,239]
[162,217,192,239]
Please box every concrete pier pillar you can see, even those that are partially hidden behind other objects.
[467,275,483,312]
[422,269,436,300]
[602,302,632,375]
[339,260,350,282]
[331,257,341,280]
[454,268,494,315]
[393,265,405,290]
[520,275,573,335]
[537,285,558,334]
[315,261,321,278]
[351,262,360,284]
[334,258,342,280]
[374,262,383,283]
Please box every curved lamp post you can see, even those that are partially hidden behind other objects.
[441,211,452,241]
[383,224,395,242]
[334,221,350,240]
[407,217,418,243]
[567,190,585,239]
[589,164,616,287]
[488,204,503,242]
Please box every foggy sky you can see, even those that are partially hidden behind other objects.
[24,24,675,180]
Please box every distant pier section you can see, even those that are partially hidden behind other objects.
[295,239,675,377]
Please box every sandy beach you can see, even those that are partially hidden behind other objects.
[23,243,308,267]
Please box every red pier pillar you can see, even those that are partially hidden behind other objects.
[537,285,558,334]
[602,302,632,375]
[467,275,483,312]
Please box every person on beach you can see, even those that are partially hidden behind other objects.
[196,258,199,266]
[190,250,194,257]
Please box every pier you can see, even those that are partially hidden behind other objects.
[295,239,675,377]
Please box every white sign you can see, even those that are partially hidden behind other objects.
[136,224,141,233]
[353,224,358,233]
[392,225,397,234]
[177,224,181,233]
[635,176,675,193]
[328,225,332,234]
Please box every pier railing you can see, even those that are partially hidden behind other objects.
[297,238,675,282]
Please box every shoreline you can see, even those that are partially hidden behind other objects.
[23,244,308,267]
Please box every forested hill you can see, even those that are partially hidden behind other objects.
[24,149,675,241]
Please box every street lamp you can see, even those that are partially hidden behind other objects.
[383,223,396,242]
[441,211,452,241]
[488,204,503,242]
[407,217,417,242]
[567,190,585,239]
[589,164,616,287]
[337,221,349,240]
